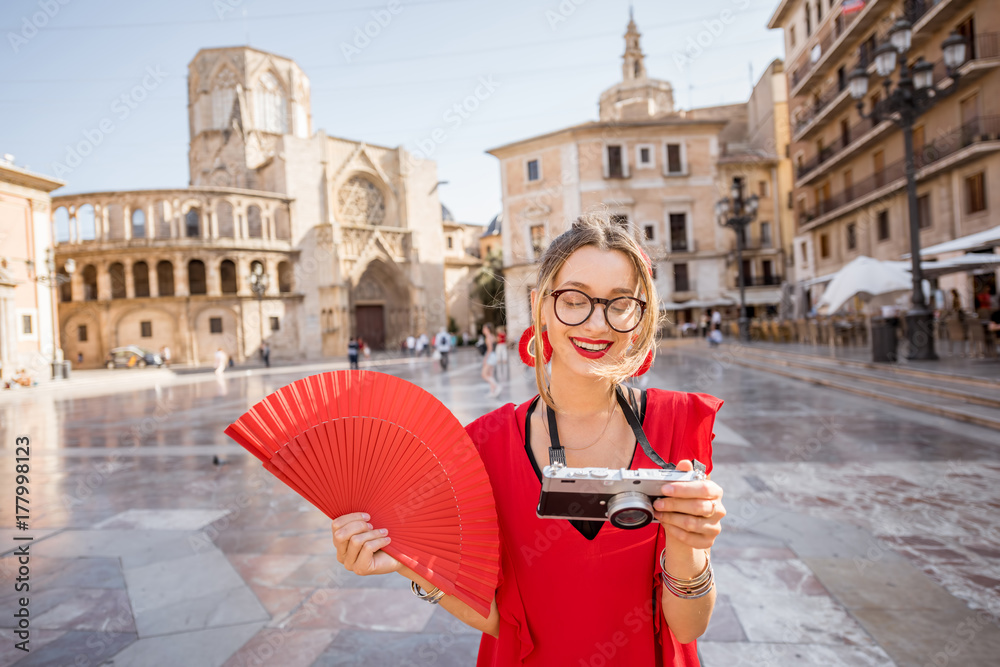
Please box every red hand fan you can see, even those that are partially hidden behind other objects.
[224,370,499,618]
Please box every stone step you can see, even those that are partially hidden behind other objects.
[692,350,1000,432]
[733,346,1000,410]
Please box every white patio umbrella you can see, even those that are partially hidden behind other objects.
[816,256,914,315]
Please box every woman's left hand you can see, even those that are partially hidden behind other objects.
[652,459,725,550]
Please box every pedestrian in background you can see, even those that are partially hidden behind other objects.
[435,327,451,371]
[214,348,227,376]
[481,322,500,398]
[348,337,360,370]
[406,334,416,357]
[261,341,271,368]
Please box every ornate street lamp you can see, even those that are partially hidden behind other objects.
[848,25,966,360]
[27,248,75,378]
[716,176,758,342]
[248,261,270,350]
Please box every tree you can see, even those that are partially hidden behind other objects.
[473,247,505,327]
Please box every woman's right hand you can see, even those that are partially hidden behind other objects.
[331,512,400,576]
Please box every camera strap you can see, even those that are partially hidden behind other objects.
[545,385,673,470]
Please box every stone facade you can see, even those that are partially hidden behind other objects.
[54,46,448,367]
[488,15,789,341]
[0,160,64,383]
[769,0,1000,311]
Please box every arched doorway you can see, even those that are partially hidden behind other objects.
[352,260,409,351]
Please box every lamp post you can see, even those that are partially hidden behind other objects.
[716,176,759,343]
[848,21,967,361]
[28,248,75,379]
[248,261,270,352]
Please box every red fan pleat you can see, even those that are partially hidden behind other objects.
[224,370,500,618]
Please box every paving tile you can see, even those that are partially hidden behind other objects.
[700,594,747,642]
[698,641,894,666]
[221,627,338,667]
[132,583,268,637]
[421,606,482,636]
[852,606,1000,667]
[105,621,264,667]
[279,556,410,589]
[92,509,231,531]
[10,630,136,667]
[31,530,202,569]
[0,629,66,666]
[284,588,435,632]
[247,585,312,626]
[124,549,267,636]
[728,592,875,646]
[804,557,971,613]
[312,629,480,667]
[226,553,311,588]
[715,559,829,597]
[31,589,135,633]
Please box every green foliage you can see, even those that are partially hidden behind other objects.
[473,247,506,327]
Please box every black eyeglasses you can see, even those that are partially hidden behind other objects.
[545,289,647,333]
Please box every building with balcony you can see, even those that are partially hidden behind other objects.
[769,0,1000,311]
[53,46,448,367]
[487,15,792,340]
[0,159,64,384]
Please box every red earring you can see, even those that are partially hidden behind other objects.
[519,326,552,367]
[631,350,653,377]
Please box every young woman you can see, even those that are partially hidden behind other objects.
[481,322,501,398]
[330,214,726,665]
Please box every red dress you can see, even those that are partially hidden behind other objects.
[465,388,722,666]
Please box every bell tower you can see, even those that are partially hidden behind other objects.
[622,7,646,81]
[186,47,311,191]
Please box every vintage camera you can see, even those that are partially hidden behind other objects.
[536,461,706,530]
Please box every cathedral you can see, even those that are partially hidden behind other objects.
[53,47,453,367]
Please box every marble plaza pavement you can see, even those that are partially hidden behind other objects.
[2,345,1000,666]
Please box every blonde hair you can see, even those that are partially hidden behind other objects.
[532,212,660,410]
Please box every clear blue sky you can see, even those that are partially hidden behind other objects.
[1,0,784,225]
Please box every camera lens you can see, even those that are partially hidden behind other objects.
[607,491,653,529]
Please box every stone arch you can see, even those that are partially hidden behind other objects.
[109,262,126,299]
[131,208,146,238]
[81,264,98,300]
[133,261,150,297]
[156,260,175,296]
[77,204,96,240]
[188,259,207,295]
[185,208,202,238]
[277,260,293,293]
[351,256,411,350]
[255,70,288,134]
[220,259,238,294]
[211,64,239,129]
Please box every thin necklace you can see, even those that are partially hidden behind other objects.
[543,394,618,452]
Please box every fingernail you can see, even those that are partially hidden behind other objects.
[661,484,675,495]
[380,528,388,535]
[362,513,370,520]
[366,523,373,530]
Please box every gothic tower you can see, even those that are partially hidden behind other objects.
[186,47,312,191]
[622,8,646,81]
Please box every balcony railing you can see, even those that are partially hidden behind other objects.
[740,275,783,287]
[789,9,866,90]
[795,34,998,182]
[798,115,1000,226]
